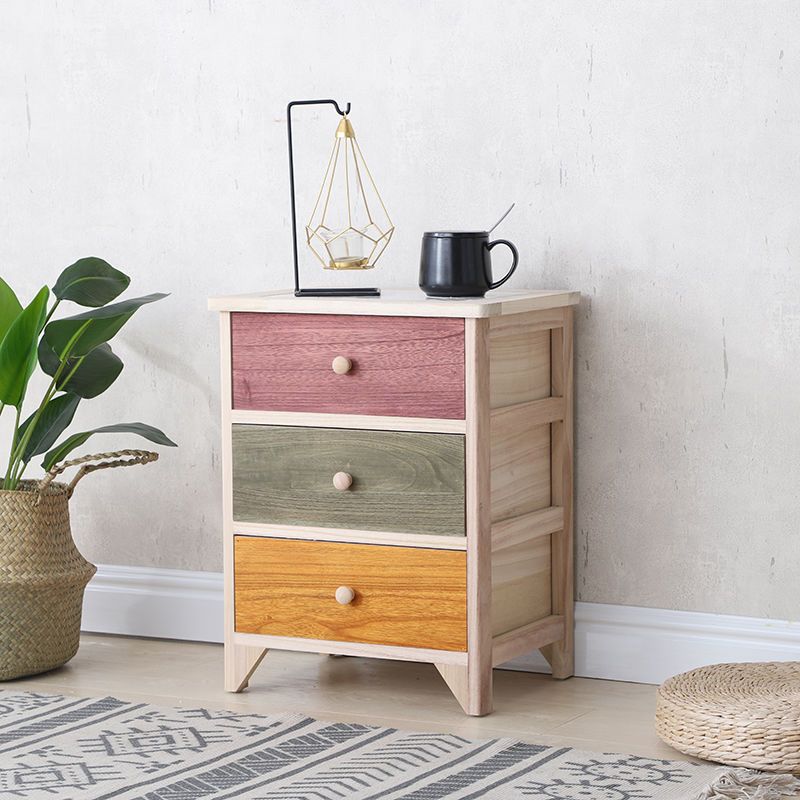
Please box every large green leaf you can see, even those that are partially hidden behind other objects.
[0,277,22,342]
[38,339,123,398]
[18,392,81,462]
[44,293,167,358]
[43,422,177,470]
[52,257,130,307]
[0,286,49,407]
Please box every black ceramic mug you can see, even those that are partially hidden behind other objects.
[419,231,519,298]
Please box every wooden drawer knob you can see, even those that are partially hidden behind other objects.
[332,471,353,491]
[335,585,355,605]
[331,356,352,375]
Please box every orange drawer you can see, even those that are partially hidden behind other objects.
[234,537,467,651]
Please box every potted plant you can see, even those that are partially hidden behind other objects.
[0,257,175,680]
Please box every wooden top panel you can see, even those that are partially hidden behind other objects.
[209,288,579,318]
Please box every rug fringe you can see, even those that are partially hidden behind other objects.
[695,768,800,799]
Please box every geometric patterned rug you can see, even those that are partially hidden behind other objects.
[0,690,759,799]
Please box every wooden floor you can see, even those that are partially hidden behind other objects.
[9,633,688,762]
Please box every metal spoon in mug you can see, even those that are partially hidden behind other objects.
[488,203,516,235]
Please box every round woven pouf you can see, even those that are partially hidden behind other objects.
[656,662,800,774]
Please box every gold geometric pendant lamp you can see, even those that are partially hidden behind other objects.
[287,99,393,297]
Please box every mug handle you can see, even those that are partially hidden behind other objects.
[484,239,519,290]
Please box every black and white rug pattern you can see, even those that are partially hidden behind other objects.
[0,690,722,799]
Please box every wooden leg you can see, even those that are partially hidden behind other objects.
[435,663,468,711]
[435,662,492,716]
[220,314,266,693]
[463,318,494,716]
[543,309,575,679]
[224,643,268,693]
[466,659,494,716]
[541,634,572,679]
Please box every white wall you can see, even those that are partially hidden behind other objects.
[1,0,798,620]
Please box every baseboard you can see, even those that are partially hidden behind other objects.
[502,602,800,683]
[82,564,224,644]
[82,565,800,685]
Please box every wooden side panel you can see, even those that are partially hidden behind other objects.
[542,307,576,678]
[231,313,465,419]
[492,615,565,666]
[232,425,465,536]
[490,413,551,523]
[491,533,552,636]
[234,537,467,651]
[489,317,550,409]
[488,309,557,640]
[491,507,563,551]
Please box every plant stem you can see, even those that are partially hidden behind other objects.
[11,452,28,485]
[3,406,21,490]
[10,352,83,485]
[6,383,58,490]
[13,353,87,484]
[56,355,85,392]
[1,297,61,489]
[42,297,61,328]
[5,320,90,489]
[8,368,66,485]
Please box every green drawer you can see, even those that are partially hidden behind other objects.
[231,425,465,536]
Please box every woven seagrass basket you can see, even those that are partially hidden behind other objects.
[656,661,800,774]
[0,450,157,681]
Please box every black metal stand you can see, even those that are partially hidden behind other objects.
[287,99,380,298]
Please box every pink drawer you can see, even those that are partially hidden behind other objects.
[230,313,465,419]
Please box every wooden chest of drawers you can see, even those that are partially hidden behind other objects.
[210,288,578,716]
